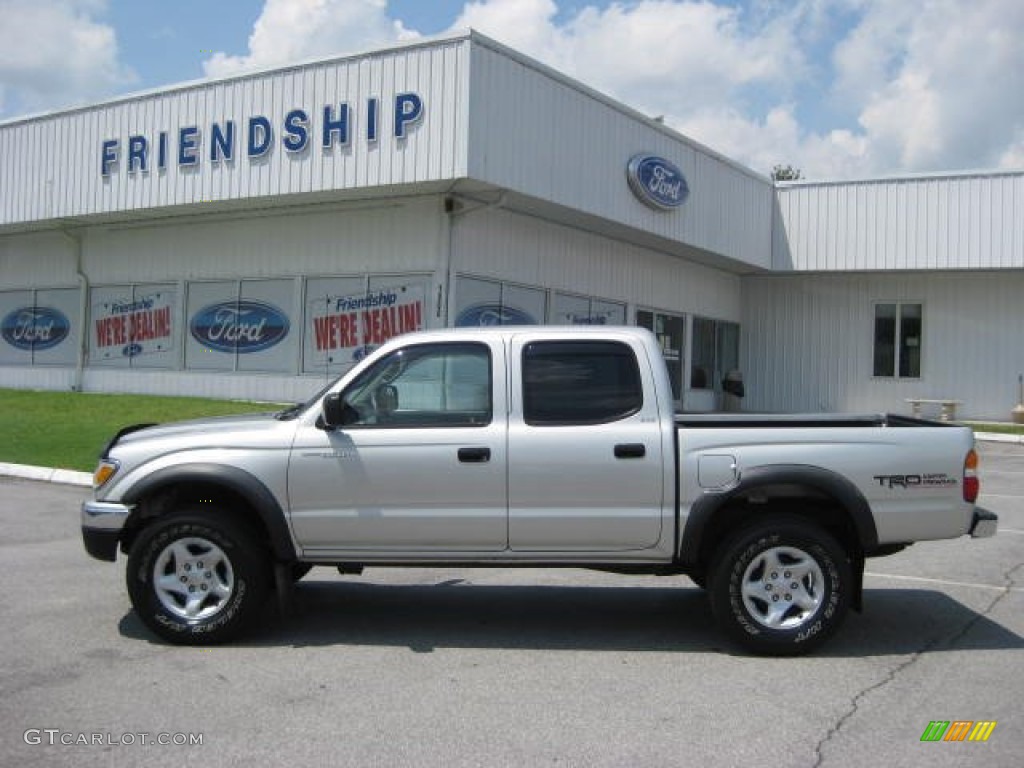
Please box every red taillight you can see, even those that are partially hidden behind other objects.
[963,449,980,503]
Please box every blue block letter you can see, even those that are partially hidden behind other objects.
[394,93,423,138]
[101,139,119,176]
[248,116,272,157]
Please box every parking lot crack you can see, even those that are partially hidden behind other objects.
[813,559,1022,767]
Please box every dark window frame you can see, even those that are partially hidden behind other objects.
[340,341,493,429]
[522,340,644,427]
[872,302,923,379]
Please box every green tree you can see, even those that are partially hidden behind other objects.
[771,164,802,181]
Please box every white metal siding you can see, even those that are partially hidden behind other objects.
[0,231,78,287]
[452,207,741,322]
[0,40,470,226]
[742,272,1024,420]
[82,197,444,284]
[774,172,1024,272]
[467,40,772,271]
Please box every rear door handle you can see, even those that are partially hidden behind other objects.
[458,446,491,463]
[614,443,646,459]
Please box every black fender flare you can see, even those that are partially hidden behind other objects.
[678,464,879,567]
[121,463,297,561]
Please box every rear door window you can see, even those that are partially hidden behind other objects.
[522,341,642,426]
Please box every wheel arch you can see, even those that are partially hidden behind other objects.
[119,463,297,562]
[680,464,879,573]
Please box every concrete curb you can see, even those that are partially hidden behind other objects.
[0,432,1018,490]
[0,462,92,487]
[974,432,1024,444]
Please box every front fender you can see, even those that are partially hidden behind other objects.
[120,463,297,561]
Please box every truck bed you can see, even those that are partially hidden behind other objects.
[675,413,952,429]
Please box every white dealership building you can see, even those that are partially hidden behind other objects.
[1,32,1021,419]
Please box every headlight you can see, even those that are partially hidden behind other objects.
[93,459,120,489]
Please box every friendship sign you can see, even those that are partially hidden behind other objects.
[308,285,424,367]
[92,292,174,360]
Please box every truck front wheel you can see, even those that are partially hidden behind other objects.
[709,517,851,655]
[126,509,270,644]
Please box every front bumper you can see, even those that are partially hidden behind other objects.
[81,500,134,561]
[969,507,998,538]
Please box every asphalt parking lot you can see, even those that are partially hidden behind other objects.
[1,443,1021,768]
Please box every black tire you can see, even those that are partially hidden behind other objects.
[708,517,851,656]
[126,508,270,645]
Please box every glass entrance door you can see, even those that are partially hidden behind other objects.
[636,309,684,403]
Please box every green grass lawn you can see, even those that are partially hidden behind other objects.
[963,421,1024,436]
[0,389,288,472]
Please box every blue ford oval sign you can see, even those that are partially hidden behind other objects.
[190,300,289,353]
[627,154,689,210]
[455,304,537,327]
[1,306,71,351]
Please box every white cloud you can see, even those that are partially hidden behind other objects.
[200,0,1024,178]
[833,0,1024,174]
[204,0,420,78]
[0,0,134,116]
[452,0,804,118]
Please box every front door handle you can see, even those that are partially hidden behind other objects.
[614,443,646,459]
[458,446,491,463]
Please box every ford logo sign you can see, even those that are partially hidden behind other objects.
[455,304,537,327]
[190,300,290,353]
[122,343,144,358]
[627,154,689,210]
[1,306,71,351]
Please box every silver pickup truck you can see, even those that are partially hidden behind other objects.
[81,327,997,654]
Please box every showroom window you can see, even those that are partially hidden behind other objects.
[873,302,922,378]
[89,284,178,369]
[550,292,627,325]
[185,279,296,373]
[303,275,429,375]
[636,309,684,401]
[690,317,740,391]
[455,276,546,326]
[0,288,80,367]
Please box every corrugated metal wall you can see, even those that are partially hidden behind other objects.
[83,197,443,282]
[742,271,1024,420]
[452,206,742,322]
[774,172,1024,271]
[0,38,470,226]
[0,196,442,284]
[467,39,772,272]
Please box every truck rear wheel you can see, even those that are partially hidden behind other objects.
[709,517,850,655]
[126,508,270,644]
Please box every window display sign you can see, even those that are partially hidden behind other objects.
[1,305,69,352]
[306,282,425,369]
[186,279,295,373]
[0,288,79,366]
[551,292,626,325]
[455,277,543,326]
[91,286,176,367]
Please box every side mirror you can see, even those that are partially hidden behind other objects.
[321,392,359,430]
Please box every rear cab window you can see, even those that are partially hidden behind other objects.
[522,340,643,426]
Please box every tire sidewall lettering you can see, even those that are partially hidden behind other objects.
[126,510,267,645]
[710,519,852,655]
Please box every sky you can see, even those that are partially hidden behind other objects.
[1,0,1022,180]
